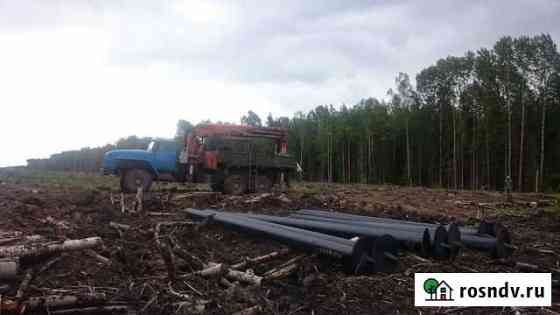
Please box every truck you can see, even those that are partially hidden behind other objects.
[102,124,297,194]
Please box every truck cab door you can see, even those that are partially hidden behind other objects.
[153,141,178,173]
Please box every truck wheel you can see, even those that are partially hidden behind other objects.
[121,169,153,193]
[209,173,225,192]
[255,175,272,193]
[210,182,224,192]
[224,174,247,195]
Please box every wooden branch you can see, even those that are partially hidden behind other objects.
[0,235,44,246]
[226,269,263,286]
[44,216,71,230]
[0,293,107,312]
[444,307,478,314]
[220,277,234,288]
[0,237,21,246]
[173,299,209,314]
[15,268,34,300]
[263,255,306,277]
[0,231,23,238]
[109,222,130,230]
[109,222,130,238]
[147,212,177,216]
[540,309,560,315]
[168,236,205,270]
[134,186,144,212]
[0,237,102,259]
[155,223,176,281]
[178,263,225,279]
[38,255,64,274]
[453,264,479,273]
[264,263,298,280]
[168,281,191,300]
[85,250,111,266]
[233,305,262,315]
[231,249,289,270]
[515,262,540,271]
[172,192,220,201]
[50,305,130,314]
[120,193,126,213]
[25,293,107,309]
[407,254,431,263]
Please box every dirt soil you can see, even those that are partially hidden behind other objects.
[0,178,559,315]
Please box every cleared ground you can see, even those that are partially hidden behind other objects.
[0,168,559,314]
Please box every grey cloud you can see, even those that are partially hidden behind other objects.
[1,0,559,106]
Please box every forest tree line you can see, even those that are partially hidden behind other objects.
[27,34,560,192]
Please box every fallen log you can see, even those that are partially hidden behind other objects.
[0,237,103,259]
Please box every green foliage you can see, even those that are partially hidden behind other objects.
[241,110,262,127]
[175,119,194,139]
[23,35,560,192]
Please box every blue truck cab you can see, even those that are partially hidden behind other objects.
[102,139,182,192]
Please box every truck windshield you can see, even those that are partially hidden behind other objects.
[147,141,156,152]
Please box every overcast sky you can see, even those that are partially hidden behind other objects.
[1,0,559,166]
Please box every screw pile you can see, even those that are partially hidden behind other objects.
[184,208,514,275]
[184,209,400,274]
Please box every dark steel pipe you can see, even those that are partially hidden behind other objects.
[296,210,513,258]
[288,213,462,258]
[291,213,446,235]
[184,209,399,273]
[231,213,450,258]
[296,209,482,235]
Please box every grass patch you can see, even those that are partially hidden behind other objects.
[0,167,118,190]
[0,167,210,192]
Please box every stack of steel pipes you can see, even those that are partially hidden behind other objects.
[184,208,514,274]
[290,209,514,258]
[184,209,400,274]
